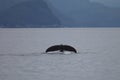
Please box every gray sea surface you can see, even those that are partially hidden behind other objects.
[0,28,120,80]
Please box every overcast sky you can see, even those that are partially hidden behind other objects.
[47,0,120,7]
[0,0,120,10]
[91,0,120,7]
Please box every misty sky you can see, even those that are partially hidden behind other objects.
[47,0,120,7]
[0,0,120,7]
[91,0,120,7]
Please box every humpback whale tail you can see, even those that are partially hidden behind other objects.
[46,44,77,53]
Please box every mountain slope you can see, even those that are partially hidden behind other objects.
[48,0,120,27]
[71,1,120,27]
[45,0,76,27]
[0,0,30,12]
[0,0,60,28]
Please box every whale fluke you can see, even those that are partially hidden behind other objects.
[46,44,77,53]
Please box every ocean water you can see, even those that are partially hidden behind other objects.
[0,28,120,80]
